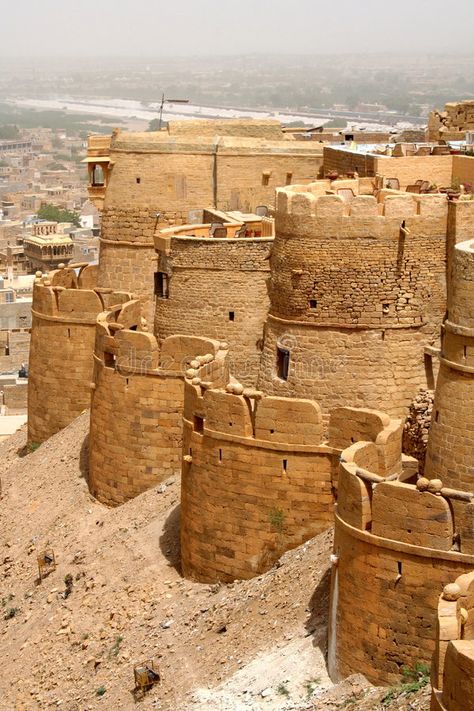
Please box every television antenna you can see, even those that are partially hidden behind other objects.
[158,93,189,129]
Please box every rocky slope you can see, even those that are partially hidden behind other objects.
[0,415,430,711]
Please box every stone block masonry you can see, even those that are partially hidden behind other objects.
[257,183,464,418]
[329,440,474,687]
[88,296,229,506]
[180,374,402,583]
[92,126,323,324]
[154,227,272,386]
[27,264,133,445]
[425,232,474,492]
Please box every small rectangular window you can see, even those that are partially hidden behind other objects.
[154,272,169,299]
[283,459,288,472]
[277,345,290,381]
[104,351,116,368]
[229,311,235,322]
[309,299,317,309]
[136,177,141,184]
[262,171,270,186]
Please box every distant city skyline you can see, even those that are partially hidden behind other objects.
[1,0,473,57]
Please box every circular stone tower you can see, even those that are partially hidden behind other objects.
[257,181,448,417]
[425,236,474,491]
[96,131,215,324]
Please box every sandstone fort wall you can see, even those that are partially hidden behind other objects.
[181,382,402,582]
[425,236,474,492]
[95,130,322,322]
[329,440,474,686]
[154,229,272,385]
[257,185,451,417]
[27,264,132,445]
[431,571,474,711]
[88,296,229,506]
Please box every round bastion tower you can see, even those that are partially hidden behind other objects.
[257,180,449,418]
[425,227,474,492]
[154,221,273,386]
[93,124,323,325]
[96,130,215,324]
[328,231,474,688]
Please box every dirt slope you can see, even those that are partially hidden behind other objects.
[0,415,431,711]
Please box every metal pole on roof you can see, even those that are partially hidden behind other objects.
[158,94,190,130]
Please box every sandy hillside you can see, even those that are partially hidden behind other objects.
[0,414,430,711]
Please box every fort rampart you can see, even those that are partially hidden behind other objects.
[328,440,474,686]
[88,296,229,506]
[91,127,323,322]
[425,237,474,492]
[154,224,272,386]
[431,571,474,711]
[257,183,464,417]
[27,264,132,445]
[180,381,402,582]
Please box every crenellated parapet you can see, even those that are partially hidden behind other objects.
[153,221,273,386]
[88,296,229,506]
[180,378,402,582]
[27,263,132,445]
[431,571,474,711]
[257,181,461,417]
[329,436,474,687]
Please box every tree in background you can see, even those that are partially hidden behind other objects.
[147,118,161,131]
[37,204,81,227]
[0,124,20,140]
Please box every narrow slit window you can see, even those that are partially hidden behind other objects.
[154,272,169,299]
[219,448,223,463]
[283,459,288,472]
[435,410,440,423]
[229,311,235,322]
[277,345,290,381]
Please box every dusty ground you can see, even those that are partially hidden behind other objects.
[0,414,430,711]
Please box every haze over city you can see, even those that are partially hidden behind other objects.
[1,0,474,56]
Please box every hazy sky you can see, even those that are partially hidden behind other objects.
[1,0,473,56]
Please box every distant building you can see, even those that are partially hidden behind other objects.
[23,222,74,271]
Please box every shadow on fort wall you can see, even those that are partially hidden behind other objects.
[79,433,89,480]
[305,566,331,659]
[159,503,182,574]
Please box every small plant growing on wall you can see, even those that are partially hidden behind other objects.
[381,662,430,706]
[268,508,285,533]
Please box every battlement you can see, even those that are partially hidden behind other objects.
[94,296,229,381]
[329,433,474,686]
[154,218,274,254]
[431,570,474,711]
[180,375,402,582]
[276,180,450,237]
[31,265,132,323]
[88,296,229,506]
